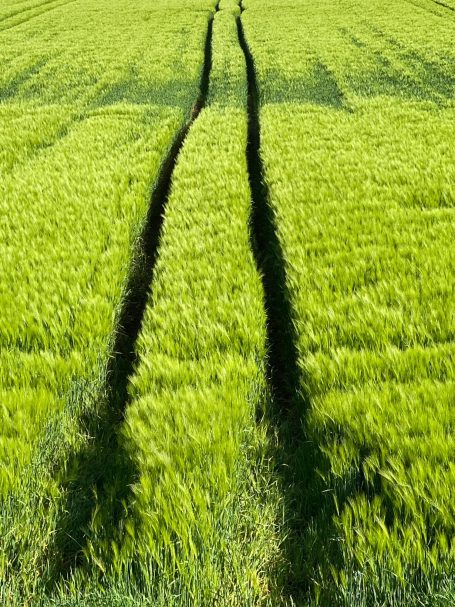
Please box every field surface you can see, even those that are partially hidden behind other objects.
[1,0,455,605]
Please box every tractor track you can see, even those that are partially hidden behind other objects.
[27,2,221,586]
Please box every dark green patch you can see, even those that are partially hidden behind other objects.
[262,62,344,108]
[348,26,455,102]
[96,77,199,110]
[0,58,47,102]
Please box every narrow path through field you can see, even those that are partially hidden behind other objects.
[43,1,313,596]
[237,5,309,600]
[46,4,220,584]
[238,6,336,600]
[237,5,301,413]
[106,3,216,410]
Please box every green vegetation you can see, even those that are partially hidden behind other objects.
[0,0,215,493]
[1,2,282,605]
[243,0,455,106]
[242,0,455,604]
[258,101,455,605]
[0,107,184,495]
[36,9,283,603]
[0,0,212,107]
[0,0,217,600]
[2,0,455,605]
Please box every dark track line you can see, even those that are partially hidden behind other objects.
[108,6,215,397]
[237,2,304,593]
[402,0,447,18]
[237,6,305,597]
[431,0,455,11]
[237,7,339,602]
[39,4,219,586]
[0,58,48,101]
[236,7,301,422]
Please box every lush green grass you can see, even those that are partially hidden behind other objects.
[1,2,284,605]
[415,0,455,13]
[0,104,193,598]
[0,104,77,172]
[84,105,276,603]
[258,102,455,605]
[2,0,455,604]
[0,0,216,494]
[242,0,455,603]
[0,105,187,494]
[243,0,455,106]
[41,7,283,605]
[0,0,217,598]
[0,0,213,108]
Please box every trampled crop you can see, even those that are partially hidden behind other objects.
[1,0,455,605]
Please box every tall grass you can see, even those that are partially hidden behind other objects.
[0,0,217,599]
[51,7,284,604]
[241,0,455,599]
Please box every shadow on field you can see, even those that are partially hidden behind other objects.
[0,58,47,101]
[46,117,191,585]
[340,25,455,103]
[261,62,345,108]
[45,7,218,588]
[238,9,344,604]
[238,9,455,604]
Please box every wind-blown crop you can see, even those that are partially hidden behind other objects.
[3,0,455,604]
[51,7,282,605]
[1,2,284,605]
[242,0,455,603]
[0,0,217,598]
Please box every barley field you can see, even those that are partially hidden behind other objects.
[1,0,454,605]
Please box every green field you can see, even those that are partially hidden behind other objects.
[1,0,455,605]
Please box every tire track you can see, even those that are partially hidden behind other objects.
[402,0,448,18]
[237,5,335,602]
[237,3,301,454]
[36,2,220,587]
[430,0,455,11]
